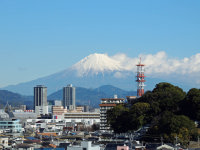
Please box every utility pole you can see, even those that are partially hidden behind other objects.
[161,136,163,145]
[175,134,178,150]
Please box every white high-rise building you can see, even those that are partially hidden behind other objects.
[99,95,125,131]
[63,84,76,110]
[34,85,48,115]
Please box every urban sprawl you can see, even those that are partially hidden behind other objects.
[0,61,199,150]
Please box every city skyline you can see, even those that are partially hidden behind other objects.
[0,1,200,88]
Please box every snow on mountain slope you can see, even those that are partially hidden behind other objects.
[3,53,134,95]
[71,53,124,76]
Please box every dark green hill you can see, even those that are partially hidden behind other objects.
[0,90,33,108]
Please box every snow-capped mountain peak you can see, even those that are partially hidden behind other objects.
[71,53,123,76]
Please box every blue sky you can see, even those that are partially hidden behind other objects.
[0,0,200,87]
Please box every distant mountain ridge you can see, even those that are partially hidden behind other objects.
[0,85,137,108]
[0,90,33,108]
[48,85,137,107]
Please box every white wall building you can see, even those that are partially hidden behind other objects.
[63,112,100,126]
[26,112,100,129]
[99,95,125,131]
[67,141,100,150]
[0,137,8,148]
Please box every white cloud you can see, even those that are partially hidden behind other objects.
[111,53,138,71]
[111,51,200,78]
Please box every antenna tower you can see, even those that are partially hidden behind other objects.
[136,58,146,97]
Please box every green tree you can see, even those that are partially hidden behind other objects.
[107,104,128,126]
[140,82,186,115]
[149,111,197,146]
[128,102,151,130]
[92,123,100,131]
[107,104,129,133]
[182,88,200,121]
[106,103,150,133]
[130,102,150,116]
[153,82,186,112]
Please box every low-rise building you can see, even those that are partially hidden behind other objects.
[63,112,100,126]
[0,118,22,133]
[13,111,37,120]
[75,106,84,112]
[0,137,8,148]
[67,141,100,150]
[52,106,67,116]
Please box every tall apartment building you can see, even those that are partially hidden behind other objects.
[99,95,125,131]
[34,85,48,115]
[63,84,76,110]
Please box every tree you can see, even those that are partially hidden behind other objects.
[128,102,151,130]
[149,111,197,146]
[107,102,151,133]
[182,88,200,121]
[107,104,128,126]
[140,82,186,114]
[106,104,129,133]
[130,102,150,116]
[92,123,100,131]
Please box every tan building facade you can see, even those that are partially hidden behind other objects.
[52,106,67,115]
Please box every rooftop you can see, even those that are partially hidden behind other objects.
[101,98,125,101]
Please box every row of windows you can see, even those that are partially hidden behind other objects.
[0,125,21,128]
[64,114,99,116]
[64,117,100,119]
[101,100,124,103]
[0,122,14,124]
[0,126,22,129]
[100,107,113,110]
[64,116,100,118]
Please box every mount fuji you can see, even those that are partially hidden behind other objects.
[3,53,158,95]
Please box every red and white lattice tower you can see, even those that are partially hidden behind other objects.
[136,58,146,97]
